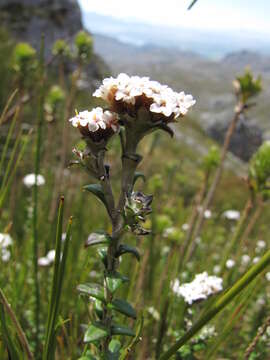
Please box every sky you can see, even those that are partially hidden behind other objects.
[78,0,270,34]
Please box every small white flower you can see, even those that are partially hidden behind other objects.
[38,249,56,267]
[1,248,11,262]
[161,246,170,256]
[38,257,51,267]
[204,210,212,219]
[23,174,45,188]
[241,254,250,265]
[265,272,270,281]
[0,233,13,248]
[253,257,260,264]
[223,210,240,221]
[182,223,189,231]
[213,265,221,274]
[46,250,55,262]
[257,240,266,249]
[147,306,160,321]
[256,298,266,306]
[226,259,235,269]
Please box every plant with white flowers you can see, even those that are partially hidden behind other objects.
[69,73,195,357]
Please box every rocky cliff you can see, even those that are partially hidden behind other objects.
[0,0,108,84]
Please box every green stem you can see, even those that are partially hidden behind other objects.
[159,247,270,360]
[33,36,45,356]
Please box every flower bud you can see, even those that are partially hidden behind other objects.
[124,191,153,235]
[74,31,93,62]
[249,141,270,193]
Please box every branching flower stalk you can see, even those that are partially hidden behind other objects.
[183,70,262,265]
[70,73,195,357]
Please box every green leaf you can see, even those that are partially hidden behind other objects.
[84,322,109,343]
[116,244,141,262]
[85,231,111,247]
[77,283,105,302]
[94,299,103,320]
[106,272,129,294]
[109,299,137,319]
[105,339,122,359]
[98,246,108,267]
[111,324,135,337]
[84,184,109,211]
[109,339,121,352]
[133,172,146,187]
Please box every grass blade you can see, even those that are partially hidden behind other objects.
[0,288,33,359]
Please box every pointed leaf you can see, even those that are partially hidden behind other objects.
[94,299,103,320]
[84,184,108,211]
[116,244,140,262]
[84,322,109,343]
[77,283,105,302]
[106,339,122,360]
[109,299,137,319]
[85,231,111,248]
[133,172,146,187]
[111,324,135,337]
[158,123,174,137]
[97,246,108,267]
[106,272,129,294]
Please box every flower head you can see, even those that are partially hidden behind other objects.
[0,233,13,263]
[223,210,240,221]
[172,272,223,305]
[93,73,195,122]
[69,107,119,143]
[23,174,45,188]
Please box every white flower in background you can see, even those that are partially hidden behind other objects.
[147,306,160,321]
[38,249,56,267]
[161,245,170,256]
[0,233,13,248]
[199,325,216,341]
[93,73,195,119]
[253,257,260,264]
[241,254,250,265]
[257,240,266,250]
[1,248,11,262]
[204,210,212,219]
[256,298,266,306]
[226,259,235,269]
[163,227,174,237]
[213,265,221,274]
[0,233,13,262]
[37,256,51,267]
[182,223,189,231]
[223,210,240,221]
[265,272,270,281]
[172,272,223,305]
[23,174,45,188]
[69,107,118,133]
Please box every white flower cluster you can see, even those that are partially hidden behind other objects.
[38,249,55,267]
[223,210,240,221]
[69,107,118,133]
[0,233,13,262]
[23,174,45,188]
[93,73,196,119]
[172,272,223,305]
